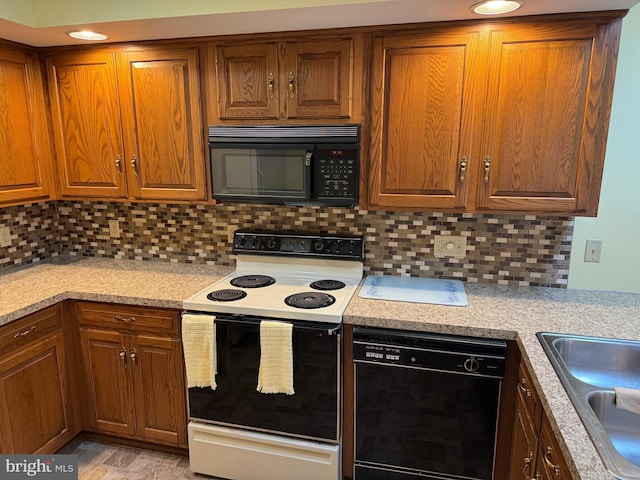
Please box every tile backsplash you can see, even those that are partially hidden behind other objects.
[0,201,573,287]
[0,202,59,269]
[53,201,573,287]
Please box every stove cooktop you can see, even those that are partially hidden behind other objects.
[183,231,364,323]
[183,262,362,323]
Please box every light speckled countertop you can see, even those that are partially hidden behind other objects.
[345,284,640,480]
[2,258,639,479]
[0,257,232,325]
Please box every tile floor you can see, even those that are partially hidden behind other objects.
[58,437,211,480]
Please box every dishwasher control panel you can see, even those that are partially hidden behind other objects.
[353,327,506,378]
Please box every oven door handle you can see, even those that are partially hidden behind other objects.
[185,312,341,335]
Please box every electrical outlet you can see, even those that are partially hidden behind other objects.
[227,226,236,244]
[108,220,121,239]
[0,226,11,247]
[584,239,603,263]
[434,235,466,258]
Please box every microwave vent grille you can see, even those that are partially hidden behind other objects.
[208,124,359,141]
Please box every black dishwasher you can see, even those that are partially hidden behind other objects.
[353,327,506,480]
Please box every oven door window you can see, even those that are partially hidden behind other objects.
[210,143,313,202]
[188,319,339,442]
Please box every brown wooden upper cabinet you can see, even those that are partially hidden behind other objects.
[46,47,207,201]
[212,36,362,122]
[366,14,623,216]
[0,46,55,206]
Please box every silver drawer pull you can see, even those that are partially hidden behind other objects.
[115,315,136,323]
[544,446,560,476]
[14,325,37,338]
[517,378,532,397]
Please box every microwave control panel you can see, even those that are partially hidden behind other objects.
[315,145,358,203]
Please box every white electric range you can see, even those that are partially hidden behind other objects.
[182,230,364,480]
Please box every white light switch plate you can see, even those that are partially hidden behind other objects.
[0,226,11,247]
[434,235,466,258]
[584,239,603,263]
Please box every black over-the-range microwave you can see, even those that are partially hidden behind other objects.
[208,124,360,207]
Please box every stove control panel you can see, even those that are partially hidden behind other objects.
[232,231,364,260]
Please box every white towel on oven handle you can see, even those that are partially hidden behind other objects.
[257,320,295,395]
[181,313,217,390]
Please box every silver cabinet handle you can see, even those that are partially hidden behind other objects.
[544,446,560,476]
[131,155,138,176]
[459,156,467,183]
[483,156,492,183]
[14,325,37,338]
[120,346,127,368]
[517,378,532,397]
[288,72,295,98]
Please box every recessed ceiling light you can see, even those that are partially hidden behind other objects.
[66,30,110,41]
[471,1,524,15]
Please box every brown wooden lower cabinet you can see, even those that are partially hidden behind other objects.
[508,356,572,480]
[0,304,75,453]
[76,301,187,448]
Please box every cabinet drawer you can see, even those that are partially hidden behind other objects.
[75,301,180,336]
[516,361,542,429]
[0,305,62,358]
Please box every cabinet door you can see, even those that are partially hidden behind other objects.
[215,43,280,120]
[0,333,72,453]
[285,38,353,119]
[131,335,187,446]
[80,328,136,437]
[0,48,54,205]
[508,389,539,480]
[477,20,619,215]
[47,51,127,198]
[367,29,485,210]
[537,414,571,480]
[118,48,207,201]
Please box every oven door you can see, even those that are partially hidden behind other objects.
[188,314,341,443]
[210,143,313,203]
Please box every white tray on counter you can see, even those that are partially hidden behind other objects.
[359,275,468,307]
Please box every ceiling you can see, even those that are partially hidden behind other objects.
[1,0,639,47]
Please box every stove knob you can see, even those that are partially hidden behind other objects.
[238,236,247,247]
[250,236,259,248]
[313,240,324,251]
[334,240,343,254]
[266,237,277,249]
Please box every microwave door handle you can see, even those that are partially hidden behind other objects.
[256,166,263,189]
[252,151,262,190]
[305,151,313,199]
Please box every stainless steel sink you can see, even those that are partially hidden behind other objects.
[538,332,640,479]
[588,391,640,468]
[551,336,640,389]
